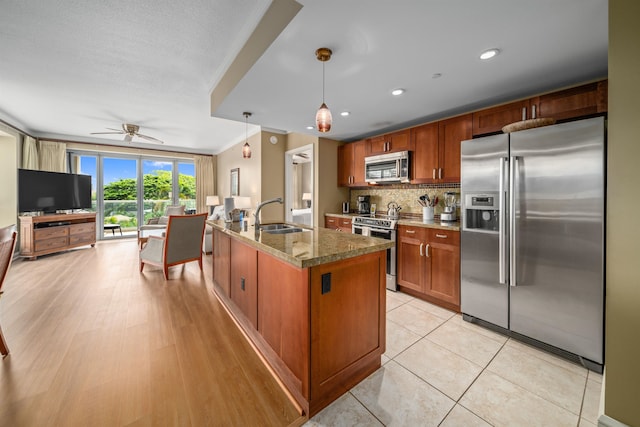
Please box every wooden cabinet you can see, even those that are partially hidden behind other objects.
[211,226,386,417]
[472,80,608,136]
[230,239,258,328]
[397,225,460,311]
[338,140,366,186]
[324,216,352,232]
[19,213,96,259]
[412,115,471,184]
[535,80,608,122]
[212,229,231,296]
[366,130,411,155]
[472,99,531,136]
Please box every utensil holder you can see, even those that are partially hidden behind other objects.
[423,206,434,221]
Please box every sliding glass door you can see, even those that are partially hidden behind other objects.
[103,157,139,238]
[69,151,195,240]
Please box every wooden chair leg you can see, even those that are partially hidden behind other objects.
[0,325,9,356]
[140,261,145,272]
[163,266,169,280]
[198,257,203,270]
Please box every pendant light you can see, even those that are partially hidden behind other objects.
[242,112,251,159]
[315,47,332,133]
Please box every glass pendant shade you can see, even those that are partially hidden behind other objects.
[242,142,251,158]
[316,103,332,132]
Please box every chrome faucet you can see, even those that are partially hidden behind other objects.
[254,197,283,231]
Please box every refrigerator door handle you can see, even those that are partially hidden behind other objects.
[509,156,518,287]
[499,157,507,285]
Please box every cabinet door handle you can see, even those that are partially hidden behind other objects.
[438,168,442,179]
[425,243,430,257]
[432,168,436,179]
[435,233,447,239]
[328,219,335,223]
[405,230,416,234]
[420,242,424,256]
[531,104,537,119]
[522,107,527,121]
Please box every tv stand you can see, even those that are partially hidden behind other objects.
[19,213,96,259]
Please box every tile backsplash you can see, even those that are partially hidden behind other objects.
[350,185,460,216]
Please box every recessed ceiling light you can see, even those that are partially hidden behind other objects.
[480,48,500,60]
[306,126,314,130]
[391,88,405,96]
[340,111,350,117]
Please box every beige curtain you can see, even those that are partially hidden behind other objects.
[22,136,39,169]
[194,155,216,214]
[39,141,67,172]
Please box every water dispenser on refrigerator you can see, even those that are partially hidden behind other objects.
[462,192,500,232]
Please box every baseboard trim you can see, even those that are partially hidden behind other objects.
[599,414,631,427]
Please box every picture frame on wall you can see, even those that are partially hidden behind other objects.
[230,168,239,196]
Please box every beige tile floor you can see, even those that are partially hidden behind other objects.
[305,290,602,427]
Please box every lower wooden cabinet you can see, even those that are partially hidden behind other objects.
[324,216,352,232]
[212,229,231,296]
[397,225,460,311]
[19,213,96,259]
[230,239,258,328]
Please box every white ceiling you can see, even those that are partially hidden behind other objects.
[0,0,608,155]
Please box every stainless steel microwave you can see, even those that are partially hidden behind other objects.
[364,151,410,183]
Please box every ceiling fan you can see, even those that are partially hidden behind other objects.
[90,123,164,144]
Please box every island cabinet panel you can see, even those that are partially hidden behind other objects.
[230,239,258,328]
[309,251,386,415]
[212,229,231,297]
[257,252,310,398]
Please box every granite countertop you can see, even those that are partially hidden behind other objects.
[207,220,394,269]
[325,213,460,231]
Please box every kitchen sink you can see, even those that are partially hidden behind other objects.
[260,223,305,234]
[263,227,304,234]
[260,223,296,231]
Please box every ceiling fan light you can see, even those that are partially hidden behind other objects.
[316,103,332,132]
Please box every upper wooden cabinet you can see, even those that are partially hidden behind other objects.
[472,80,608,136]
[338,140,366,187]
[412,114,471,184]
[366,130,411,155]
[472,100,531,136]
[534,80,608,122]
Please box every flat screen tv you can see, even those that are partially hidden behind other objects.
[18,169,92,214]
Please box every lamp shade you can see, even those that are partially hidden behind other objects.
[233,196,252,209]
[302,192,312,201]
[206,195,220,206]
[315,103,332,132]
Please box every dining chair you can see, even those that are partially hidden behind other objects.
[139,214,206,280]
[0,224,18,356]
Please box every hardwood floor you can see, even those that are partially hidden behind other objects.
[0,240,305,426]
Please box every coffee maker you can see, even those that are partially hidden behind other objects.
[357,195,370,214]
[441,192,458,222]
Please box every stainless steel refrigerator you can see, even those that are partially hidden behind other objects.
[460,116,605,371]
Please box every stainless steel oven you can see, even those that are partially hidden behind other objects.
[352,216,398,291]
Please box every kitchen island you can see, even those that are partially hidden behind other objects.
[207,220,394,417]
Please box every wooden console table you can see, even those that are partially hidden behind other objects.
[19,213,96,259]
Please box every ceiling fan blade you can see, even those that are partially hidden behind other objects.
[136,133,165,144]
[124,134,133,143]
[90,131,124,135]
